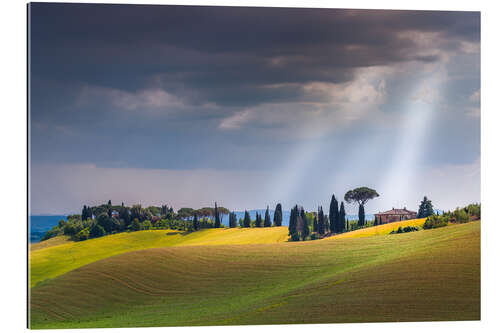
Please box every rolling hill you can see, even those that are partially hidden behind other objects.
[29,221,480,328]
[30,219,426,287]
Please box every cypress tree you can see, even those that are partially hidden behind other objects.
[329,194,339,232]
[289,205,298,236]
[120,205,130,227]
[301,208,309,240]
[358,204,365,227]
[313,215,318,232]
[193,214,199,230]
[318,206,325,235]
[82,205,88,221]
[243,210,251,228]
[264,206,271,227]
[273,203,283,226]
[214,202,221,228]
[339,202,346,231]
[256,212,262,227]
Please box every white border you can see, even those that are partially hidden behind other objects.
[1,0,499,332]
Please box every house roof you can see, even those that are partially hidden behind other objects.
[375,208,416,215]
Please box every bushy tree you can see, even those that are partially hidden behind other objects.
[75,228,90,241]
[345,187,379,227]
[63,222,80,236]
[243,210,251,228]
[130,205,142,221]
[264,206,271,227]
[119,205,130,227]
[417,196,434,218]
[130,218,141,231]
[273,203,283,226]
[97,213,120,233]
[142,220,152,230]
[177,207,195,220]
[89,223,105,238]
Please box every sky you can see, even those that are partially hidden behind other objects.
[29,3,480,215]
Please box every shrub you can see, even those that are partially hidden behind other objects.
[390,226,420,234]
[290,233,300,242]
[74,228,90,241]
[423,215,448,229]
[130,218,141,231]
[454,209,470,223]
[142,220,152,230]
[403,226,419,232]
[310,233,319,240]
[41,228,59,241]
[58,219,66,228]
[89,223,106,238]
[466,203,481,219]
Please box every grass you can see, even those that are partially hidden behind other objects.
[30,221,480,328]
[30,235,72,251]
[330,218,426,239]
[29,219,425,287]
[30,227,289,287]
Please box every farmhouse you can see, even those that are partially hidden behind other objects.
[374,207,417,224]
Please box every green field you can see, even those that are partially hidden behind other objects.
[29,221,480,328]
[29,219,427,287]
[30,227,290,287]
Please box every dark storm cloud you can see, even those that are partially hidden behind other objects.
[30,3,479,107]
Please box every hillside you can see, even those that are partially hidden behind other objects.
[30,219,426,287]
[30,235,72,251]
[30,221,480,328]
[329,218,426,239]
[30,226,289,287]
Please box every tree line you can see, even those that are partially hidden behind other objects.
[287,187,381,241]
[41,186,401,243]
[41,201,286,242]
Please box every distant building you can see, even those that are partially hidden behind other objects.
[374,207,417,224]
[111,210,119,219]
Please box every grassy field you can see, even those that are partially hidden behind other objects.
[30,226,289,287]
[30,221,480,328]
[330,218,426,239]
[30,219,427,287]
[30,235,73,251]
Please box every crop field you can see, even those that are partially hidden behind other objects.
[30,219,427,287]
[30,226,289,287]
[330,218,426,239]
[29,221,480,328]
